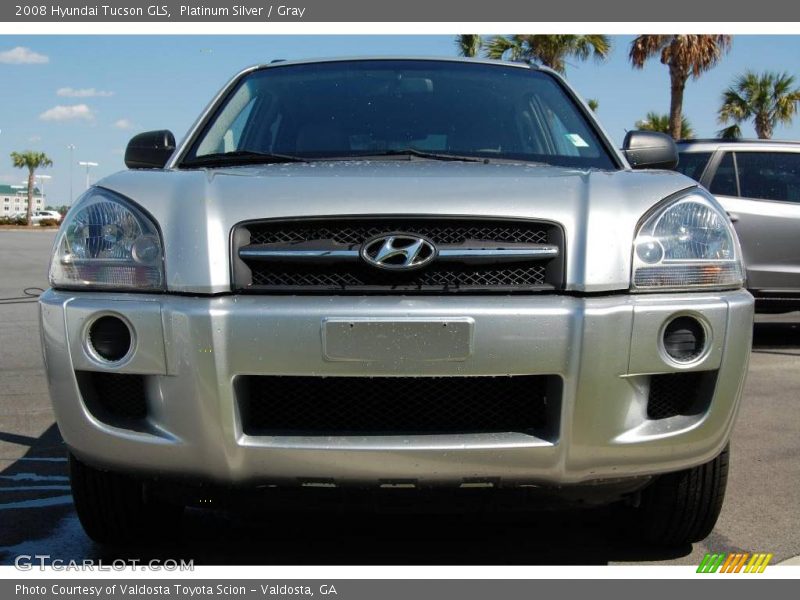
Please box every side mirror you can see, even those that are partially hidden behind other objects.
[622,130,678,170]
[125,130,176,169]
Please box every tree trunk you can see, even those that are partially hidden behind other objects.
[26,168,35,227]
[668,66,688,141]
[755,113,772,139]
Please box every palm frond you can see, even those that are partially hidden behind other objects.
[717,69,800,138]
[717,124,742,139]
[484,36,517,61]
[635,111,694,138]
[629,35,670,69]
[455,34,482,58]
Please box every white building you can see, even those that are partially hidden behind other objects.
[1,184,43,216]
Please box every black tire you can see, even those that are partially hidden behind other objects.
[636,445,729,546]
[69,453,183,544]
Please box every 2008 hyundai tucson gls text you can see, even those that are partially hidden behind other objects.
[39,57,753,546]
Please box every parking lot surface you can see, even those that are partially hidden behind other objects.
[1,230,798,566]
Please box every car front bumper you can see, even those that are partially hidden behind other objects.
[40,289,753,487]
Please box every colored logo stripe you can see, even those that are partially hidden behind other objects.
[697,553,726,573]
[745,553,773,573]
[697,552,772,573]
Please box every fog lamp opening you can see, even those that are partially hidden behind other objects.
[87,315,133,363]
[662,316,707,363]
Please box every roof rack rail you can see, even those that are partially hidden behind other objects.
[677,137,800,145]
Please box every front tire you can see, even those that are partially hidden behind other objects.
[636,445,730,546]
[69,453,183,544]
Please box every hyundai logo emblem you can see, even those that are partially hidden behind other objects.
[360,233,437,271]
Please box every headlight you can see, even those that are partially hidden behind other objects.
[49,188,164,291]
[631,190,743,291]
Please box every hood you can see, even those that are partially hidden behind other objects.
[96,161,697,293]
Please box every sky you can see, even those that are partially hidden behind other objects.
[1,34,799,206]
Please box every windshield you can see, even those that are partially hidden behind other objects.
[182,60,617,170]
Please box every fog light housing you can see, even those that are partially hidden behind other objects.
[662,316,706,362]
[88,315,132,362]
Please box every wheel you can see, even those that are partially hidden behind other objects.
[636,444,729,546]
[69,453,183,544]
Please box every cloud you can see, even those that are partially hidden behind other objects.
[0,46,49,64]
[113,118,134,130]
[28,135,42,143]
[57,87,113,98]
[39,104,95,122]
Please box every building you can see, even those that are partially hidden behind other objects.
[0,184,43,216]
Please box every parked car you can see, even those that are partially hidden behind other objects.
[7,210,62,224]
[676,139,800,312]
[40,58,753,546]
[32,210,62,224]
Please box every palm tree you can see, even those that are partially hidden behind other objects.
[629,35,732,140]
[455,34,482,58]
[635,111,695,139]
[717,71,800,139]
[10,151,53,226]
[587,98,600,112]
[484,35,611,75]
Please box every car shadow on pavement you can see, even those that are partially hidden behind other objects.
[1,425,690,566]
[97,505,690,566]
[0,424,73,552]
[751,321,800,355]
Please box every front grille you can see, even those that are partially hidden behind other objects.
[76,371,148,425]
[249,222,550,246]
[647,371,717,420]
[233,218,563,293]
[238,375,559,436]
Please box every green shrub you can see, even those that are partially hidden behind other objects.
[0,215,27,226]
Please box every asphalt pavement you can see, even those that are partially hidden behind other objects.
[0,229,798,566]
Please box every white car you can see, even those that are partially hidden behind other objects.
[31,210,62,224]
[8,210,61,223]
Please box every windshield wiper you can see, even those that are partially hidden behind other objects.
[182,150,307,167]
[343,149,488,163]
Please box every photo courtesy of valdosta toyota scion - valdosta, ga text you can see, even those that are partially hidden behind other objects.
[15,584,336,596]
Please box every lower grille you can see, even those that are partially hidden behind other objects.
[250,263,548,290]
[647,371,717,420]
[238,375,559,436]
[76,371,148,426]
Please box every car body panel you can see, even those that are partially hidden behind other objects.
[40,287,752,486]
[96,163,694,294]
[717,194,800,293]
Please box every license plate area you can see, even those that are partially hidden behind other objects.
[323,318,474,362]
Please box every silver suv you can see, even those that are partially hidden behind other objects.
[40,58,753,547]
[676,139,800,312]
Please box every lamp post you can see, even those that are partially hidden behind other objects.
[35,174,51,205]
[78,161,99,190]
[67,144,76,203]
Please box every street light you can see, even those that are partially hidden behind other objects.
[78,161,99,190]
[67,144,76,203]
[35,174,51,204]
